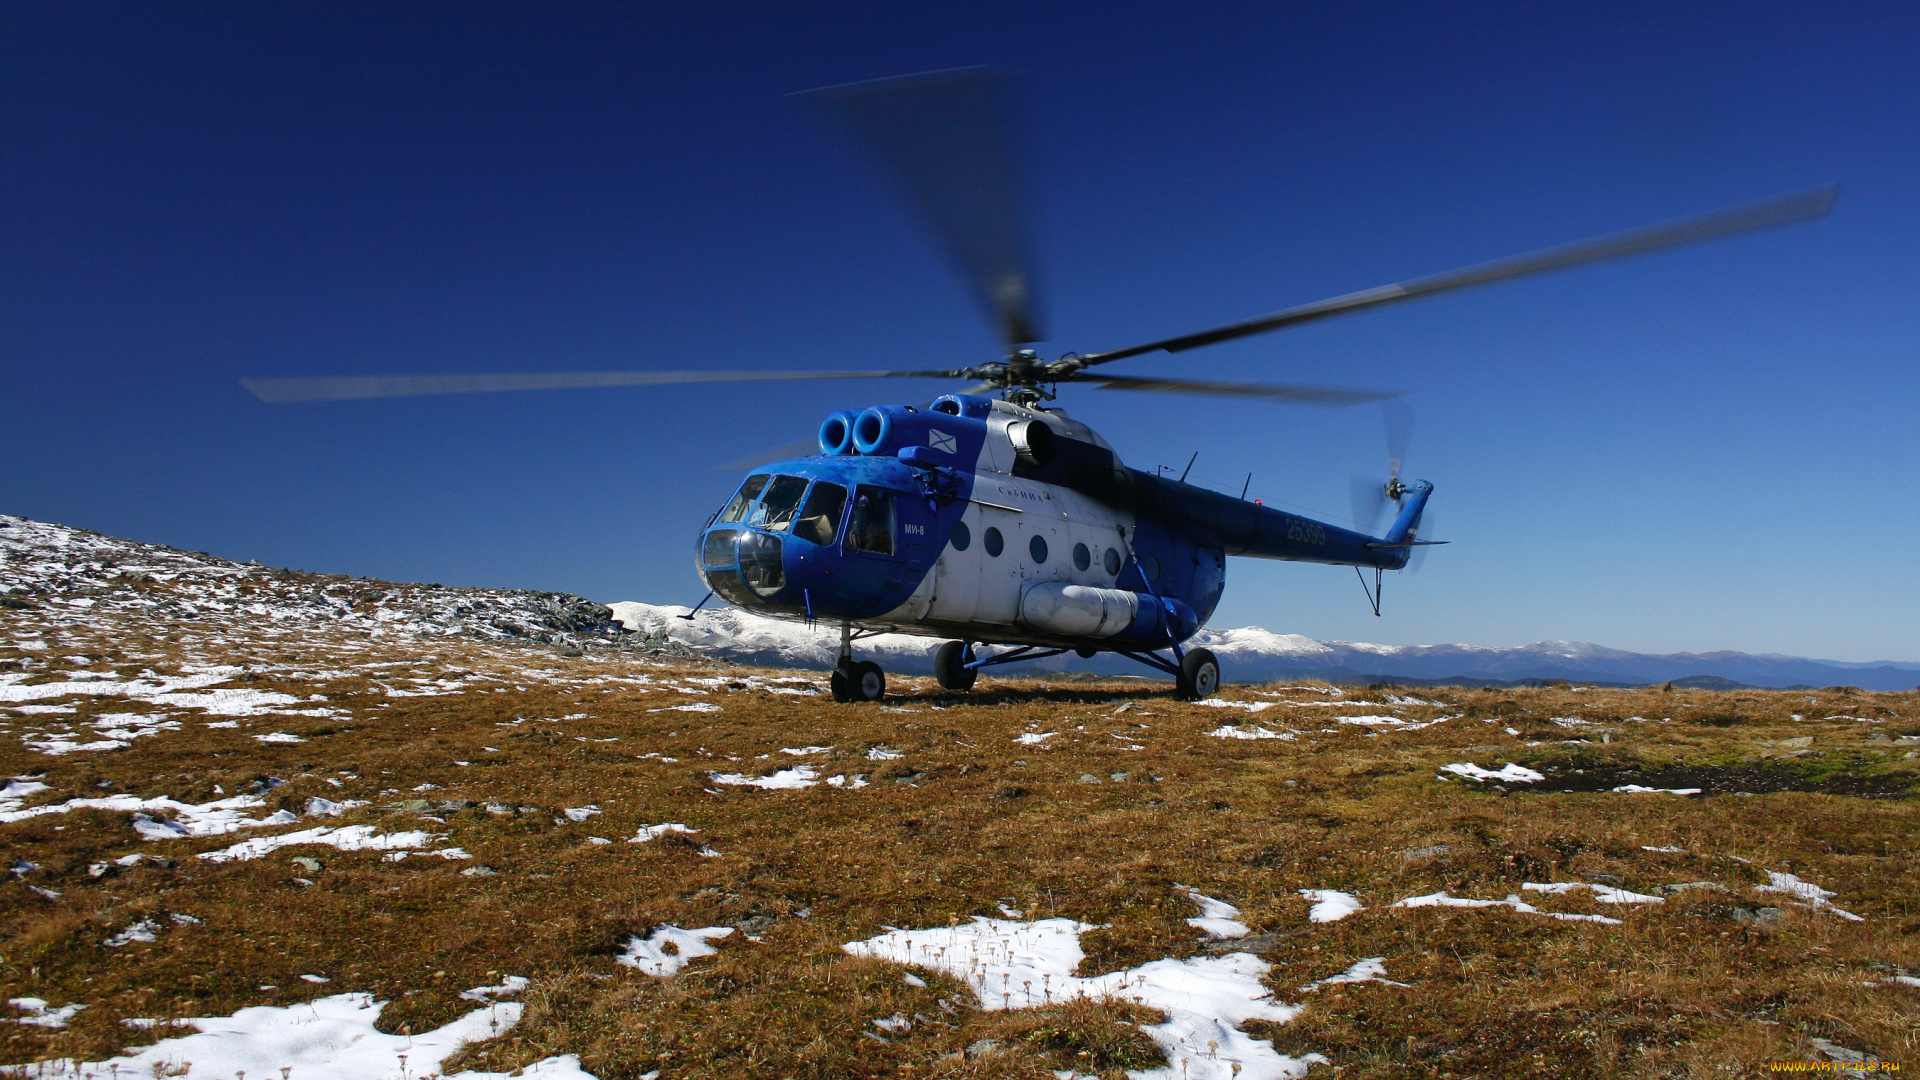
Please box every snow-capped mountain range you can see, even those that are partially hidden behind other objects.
[2,512,1910,690]
[608,601,1920,691]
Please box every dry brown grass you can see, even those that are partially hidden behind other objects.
[2,598,1917,1078]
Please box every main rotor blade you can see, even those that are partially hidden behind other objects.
[1078,373,1398,407]
[1073,184,1838,367]
[799,68,1045,349]
[242,368,963,403]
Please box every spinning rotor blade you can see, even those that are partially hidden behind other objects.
[242,368,963,403]
[1381,398,1415,479]
[1350,475,1389,534]
[1072,185,1838,367]
[799,68,1044,349]
[1078,373,1398,407]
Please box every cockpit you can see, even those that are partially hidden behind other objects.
[697,470,900,609]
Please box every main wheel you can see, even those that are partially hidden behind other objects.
[852,660,886,702]
[829,665,856,703]
[933,640,977,692]
[1176,648,1220,700]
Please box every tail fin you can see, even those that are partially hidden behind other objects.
[1383,480,1433,547]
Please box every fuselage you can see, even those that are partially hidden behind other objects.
[695,393,1422,653]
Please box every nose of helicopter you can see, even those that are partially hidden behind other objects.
[696,521,851,618]
[696,525,789,609]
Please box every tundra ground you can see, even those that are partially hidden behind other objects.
[2,595,1916,1078]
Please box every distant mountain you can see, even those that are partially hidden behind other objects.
[607,601,1920,691]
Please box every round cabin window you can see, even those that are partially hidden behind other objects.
[1142,554,1160,583]
[983,527,1004,557]
[1103,547,1122,575]
[1029,534,1049,564]
[1072,542,1091,571]
[950,520,971,552]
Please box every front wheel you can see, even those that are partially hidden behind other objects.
[852,660,887,702]
[1176,648,1220,700]
[933,640,977,692]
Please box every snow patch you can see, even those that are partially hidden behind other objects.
[1441,762,1544,784]
[844,917,1323,1080]
[615,925,734,977]
[1299,890,1363,923]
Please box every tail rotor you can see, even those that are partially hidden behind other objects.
[1351,399,1416,534]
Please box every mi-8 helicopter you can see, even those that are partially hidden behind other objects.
[247,69,1834,702]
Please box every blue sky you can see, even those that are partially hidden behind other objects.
[3,3,1914,661]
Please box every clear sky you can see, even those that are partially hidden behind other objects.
[3,3,1914,662]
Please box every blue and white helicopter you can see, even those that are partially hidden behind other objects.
[247,70,1834,702]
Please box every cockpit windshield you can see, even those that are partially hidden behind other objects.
[716,474,769,524]
[793,482,847,546]
[747,475,810,531]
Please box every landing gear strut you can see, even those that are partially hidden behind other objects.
[829,622,888,702]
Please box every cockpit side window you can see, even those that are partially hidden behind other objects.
[717,474,769,524]
[848,486,896,556]
[793,482,848,546]
[748,475,809,531]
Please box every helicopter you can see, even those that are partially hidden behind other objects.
[246,69,1835,702]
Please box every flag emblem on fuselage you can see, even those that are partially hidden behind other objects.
[928,429,957,454]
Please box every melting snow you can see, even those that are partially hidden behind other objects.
[1015,731,1057,745]
[1207,725,1293,740]
[1196,700,1275,713]
[1754,872,1864,921]
[1612,785,1702,795]
[615,925,734,977]
[1441,762,1545,784]
[18,985,591,1079]
[8,998,84,1028]
[709,766,818,789]
[845,916,1323,1080]
[1394,892,1623,924]
[1299,890,1364,923]
[196,825,440,863]
[629,823,696,843]
[563,805,602,822]
[1,792,293,841]
[1300,958,1408,991]
[1180,887,1251,939]
[1522,882,1663,904]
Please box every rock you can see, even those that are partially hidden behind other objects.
[289,857,323,873]
[484,802,515,815]
[460,866,499,877]
[993,785,1029,800]
[1109,772,1129,782]
[1652,881,1731,897]
[1732,906,1784,925]
[1586,873,1626,887]
[391,798,433,813]
[1399,844,1450,862]
[1810,1037,1873,1064]
[1204,931,1286,954]
[1077,773,1102,784]
[733,914,776,935]
[965,1039,1006,1060]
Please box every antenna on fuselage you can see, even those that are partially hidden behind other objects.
[1178,452,1198,483]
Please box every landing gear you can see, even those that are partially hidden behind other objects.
[830,622,888,702]
[1176,647,1220,700]
[934,640,978,692]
